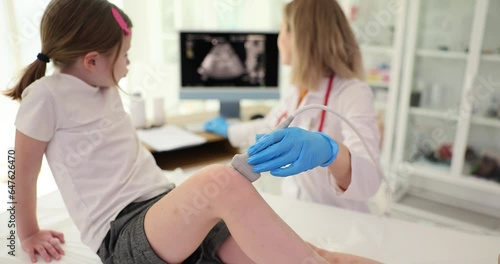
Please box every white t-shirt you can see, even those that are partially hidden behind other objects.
[15,73,171,252]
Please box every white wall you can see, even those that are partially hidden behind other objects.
[0,1,18,174]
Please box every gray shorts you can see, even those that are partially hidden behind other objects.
[97,188,230,264]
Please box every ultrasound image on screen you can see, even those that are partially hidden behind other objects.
[181,32,279,88]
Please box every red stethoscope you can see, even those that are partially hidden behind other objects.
[276,74,335,132]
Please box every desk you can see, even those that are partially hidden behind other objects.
[141,104,274,170]
[150,133,239,171]
[141,111,244,170]
[1,187,499,264]
[139,104,275,170]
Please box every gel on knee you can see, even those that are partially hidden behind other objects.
[230,153,261,182]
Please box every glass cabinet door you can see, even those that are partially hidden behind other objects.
[395,0,477,174]
[463,0,500,186]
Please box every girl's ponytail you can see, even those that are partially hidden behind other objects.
[4,57,48,101]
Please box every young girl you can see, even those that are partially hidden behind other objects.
[6,0,378,263]
[205,0,381,212]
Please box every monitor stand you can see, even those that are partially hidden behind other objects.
[219,101,240,119]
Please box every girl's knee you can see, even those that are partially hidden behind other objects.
[200,164,248,185]
[193,164,253,200]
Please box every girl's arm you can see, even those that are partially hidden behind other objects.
[15,130,65,263]
[15,130,44,240]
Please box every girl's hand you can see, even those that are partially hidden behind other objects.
[21,230,65,263]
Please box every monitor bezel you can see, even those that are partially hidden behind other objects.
[178,30,280,101]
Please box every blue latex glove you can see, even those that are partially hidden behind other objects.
[247,127,339,176]
[204,116,229,137]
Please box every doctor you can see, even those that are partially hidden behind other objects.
[205,0,381,212]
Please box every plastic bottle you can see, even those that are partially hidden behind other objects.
[130,93,147,129]
[152,97,166,127]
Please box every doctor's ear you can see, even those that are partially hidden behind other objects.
[83,52,100,72]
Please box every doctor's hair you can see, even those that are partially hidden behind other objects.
[4,0,132,101]
[284,0,365,90]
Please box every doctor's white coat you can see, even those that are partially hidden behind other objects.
[228,77,382,212]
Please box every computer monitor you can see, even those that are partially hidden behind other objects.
[179,31,280,118]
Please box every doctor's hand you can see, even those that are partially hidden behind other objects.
[247,127,339,176]
[204,116,229,137]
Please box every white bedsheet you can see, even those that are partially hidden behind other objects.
[1,185,499,263]
[0,190,101,264]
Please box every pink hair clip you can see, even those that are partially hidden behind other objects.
[111,7,131,36]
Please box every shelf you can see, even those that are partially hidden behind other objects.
[403,159,450,176]
[471,116,500,129]
[409,107,458,121]
[361,45,393,55]
[390,202,500,236]
[398,160,500,219]
[481,54,500,62]
[368,82,390,88]
[416,49,468,60]
[400,161,500,195]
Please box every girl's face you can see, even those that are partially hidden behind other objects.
[112,34,131,82]
[278,20,292,65]
[93,34,131,87]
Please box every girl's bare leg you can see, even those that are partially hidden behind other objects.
[307,243,381,264]
[144,164,327,264]
[217,235,255,264]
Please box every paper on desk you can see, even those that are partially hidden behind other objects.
[137,125,207,152]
